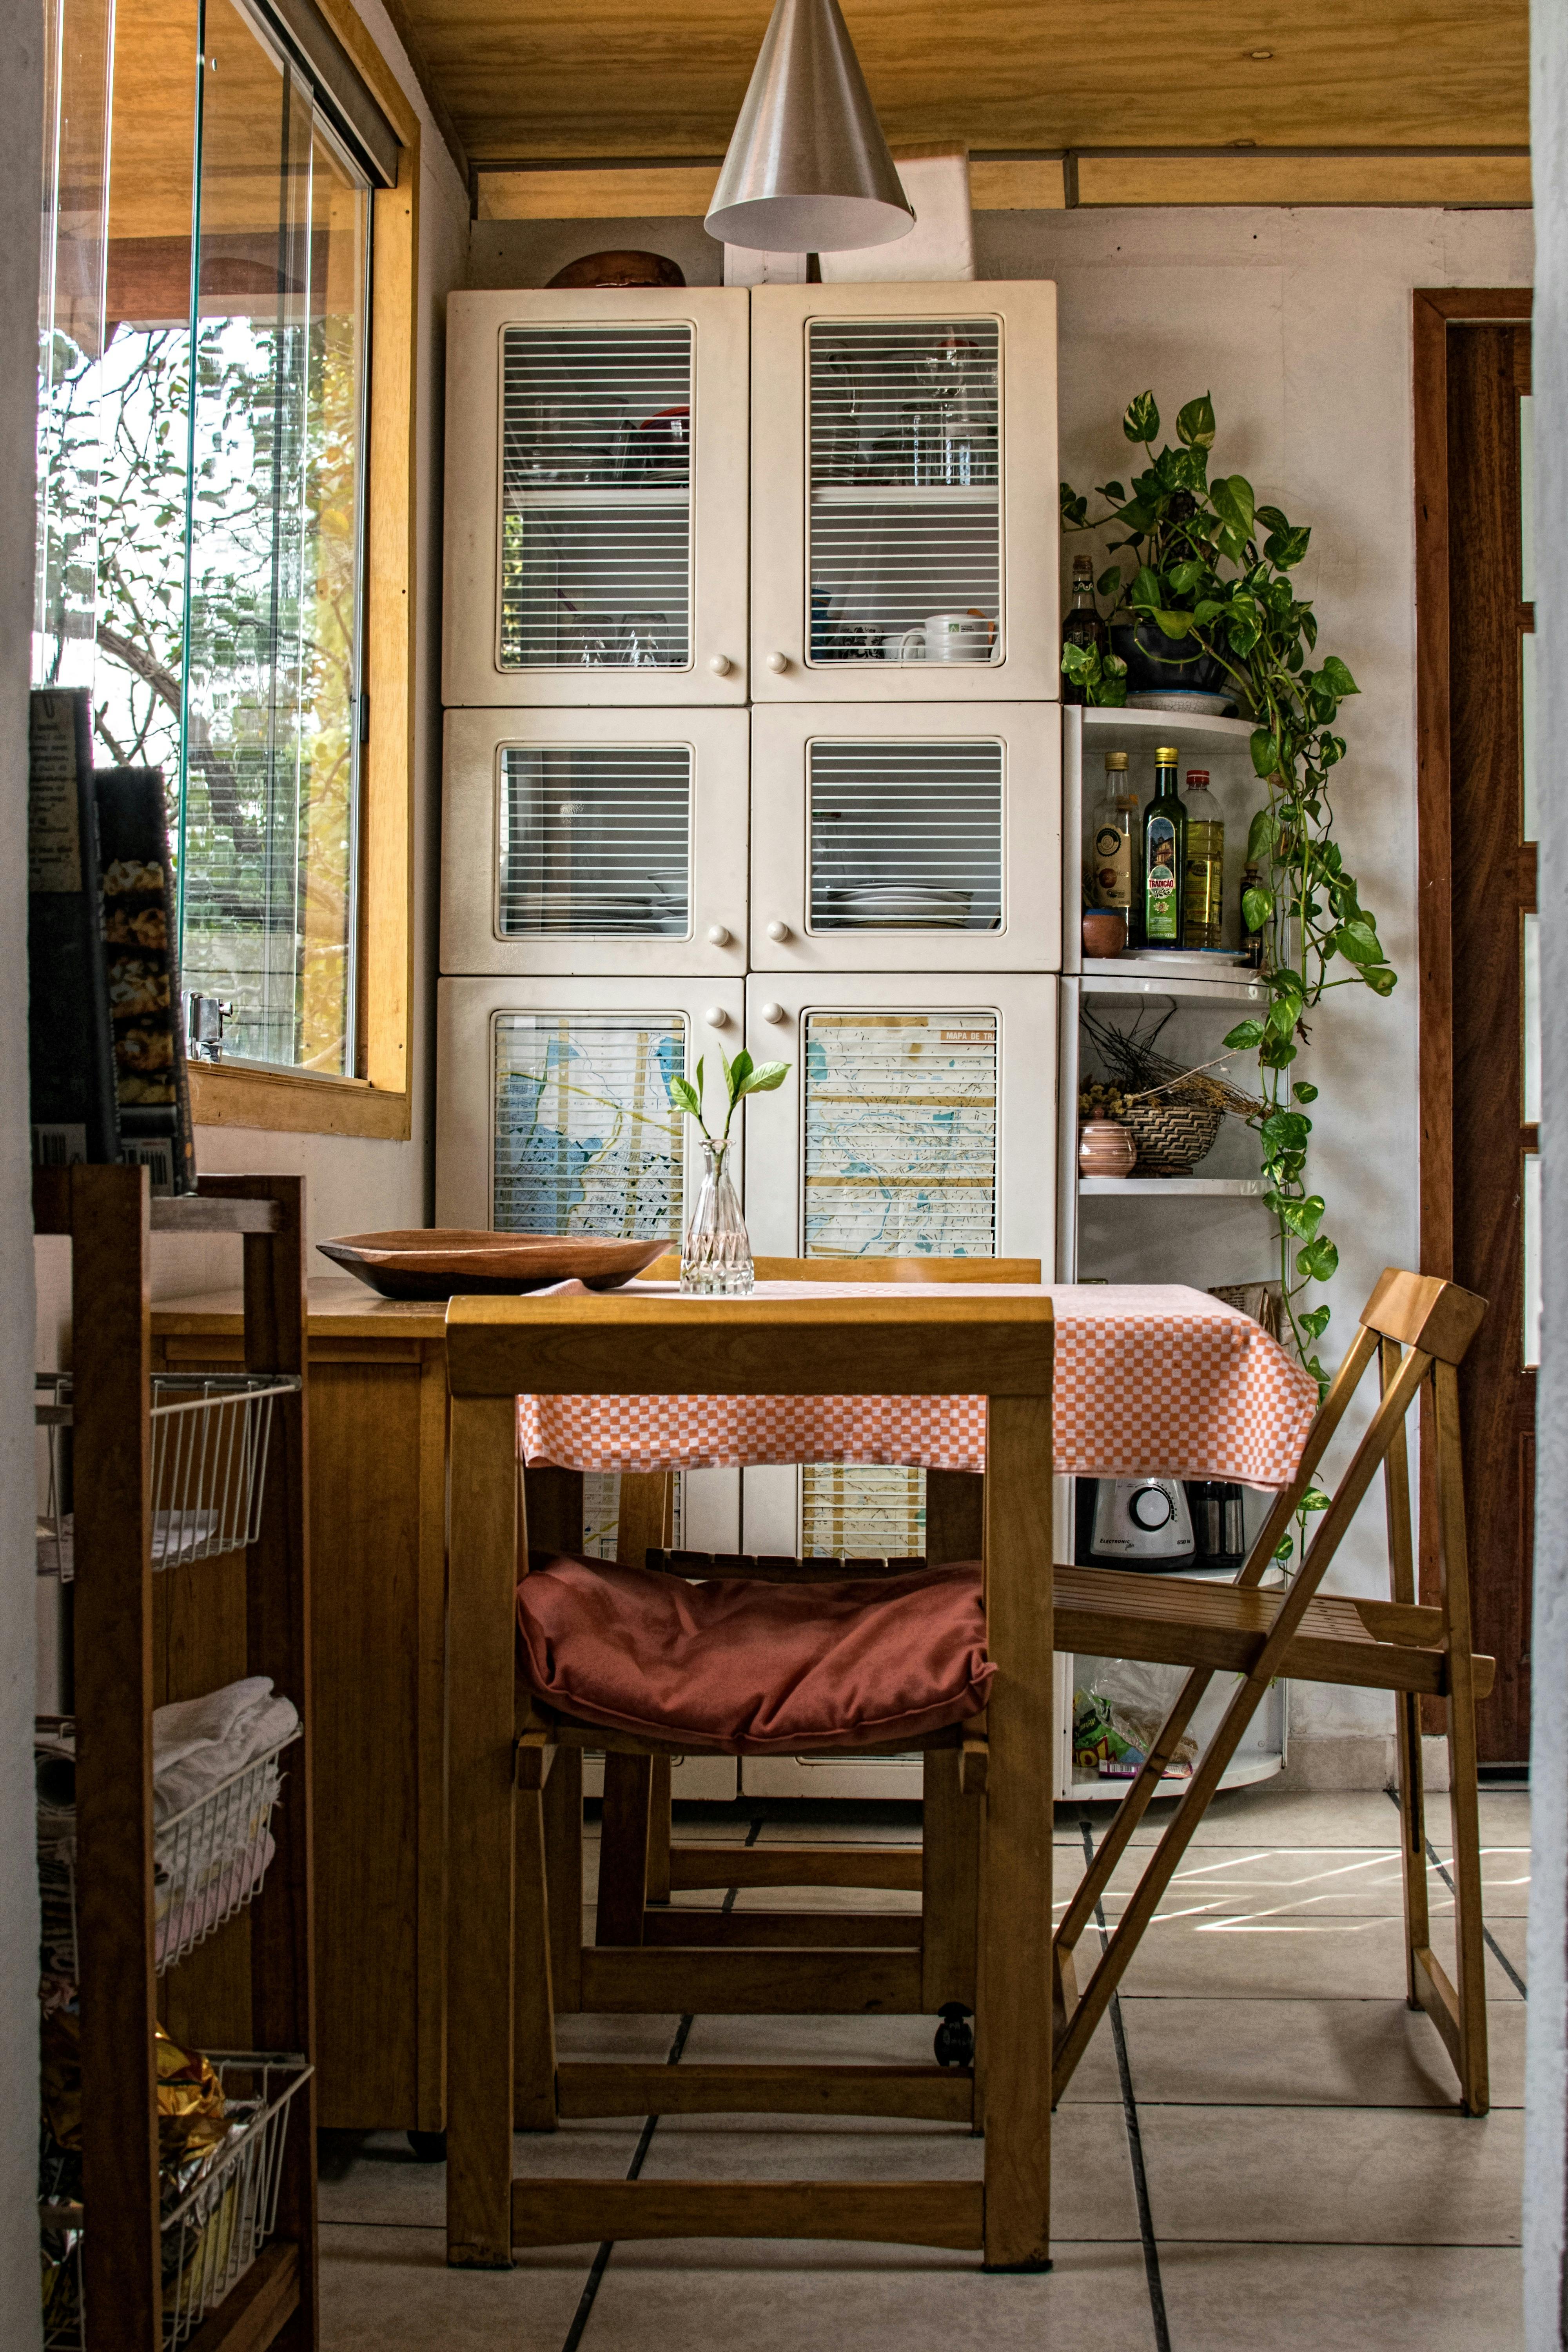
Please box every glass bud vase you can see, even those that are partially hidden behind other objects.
[680,1139,754,1296]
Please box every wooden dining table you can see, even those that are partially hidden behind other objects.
[153,1273,1316,2145]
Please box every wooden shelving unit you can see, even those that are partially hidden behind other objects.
[33,1165,316,2352]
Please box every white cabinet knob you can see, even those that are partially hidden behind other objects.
[766,919,793,943]
[706,923,732,947]
[760,1001,786,1024]
[704,1005,730,1029]
[708,653,732,676]
[766,650,789,673]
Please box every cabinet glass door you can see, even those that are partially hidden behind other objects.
[750,704,1060,970]
[444,290,749,708]
[436,976,744,1227]
[441,708,748,977]
[750,283,1058,702]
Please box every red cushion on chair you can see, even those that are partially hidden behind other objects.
[515,1554,993,1755]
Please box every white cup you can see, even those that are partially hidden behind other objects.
[883,629,924,661]
[924,609,995,662]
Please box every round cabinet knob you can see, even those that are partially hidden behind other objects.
[766,919,793,943]
[704,1005,730,1029]
[766,650,789,673]
[760,1002,786,1025]
[706,923,733,948]
[708,653,732,676]
[1129,1485,1174,1533]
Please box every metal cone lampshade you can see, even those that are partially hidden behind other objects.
[705,0,915,252]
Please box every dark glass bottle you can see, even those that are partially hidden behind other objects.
[1141,746,1186,949]
[1240,859,1267,969]
[1060,556,1107,705]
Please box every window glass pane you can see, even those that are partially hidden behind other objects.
[1521,394,1534,605]
[808,738,1003,932]
[1522,631,1537,844]
[499,744,691,936]
[1524,1151,1541,1370]
[808,318,1000,666]
[34,0,114,691]
[802,1464,925,1559]
[1524,913,1541,1125]
[491,1011,684,1236]
[178,5,369,1072]
[802,1009,997,1256]
[499,324,692,670]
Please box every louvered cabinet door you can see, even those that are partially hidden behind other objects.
[442,709,748,977]
[750,703,1061,971]
[750,282,1057,702]
[436,977,744,1230]
[444,289,749,708]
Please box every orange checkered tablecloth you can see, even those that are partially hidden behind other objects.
[514,1281,1319,1492]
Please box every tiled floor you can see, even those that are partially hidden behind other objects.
[318,1782,1526,2349]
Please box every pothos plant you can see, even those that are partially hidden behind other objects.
[1060,390,1397,1422]
[668,1045,789,1147]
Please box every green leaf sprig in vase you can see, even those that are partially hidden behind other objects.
[667,1046,789,1296]
[1061,390,1396,1557]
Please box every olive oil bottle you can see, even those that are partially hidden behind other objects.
[1181,767,1225,949]
[1141,745,1186,949]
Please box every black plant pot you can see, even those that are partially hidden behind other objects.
[1110,616,1236,703]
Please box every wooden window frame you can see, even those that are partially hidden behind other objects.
[189,0,420,1141]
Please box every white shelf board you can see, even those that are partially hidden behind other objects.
[1082,704,1256,747]
[1067,1748,1285,1806]
[1078,1176,1266,1197]
[1082,955,1267,1007]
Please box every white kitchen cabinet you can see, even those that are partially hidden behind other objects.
[748,702,1062,972]
[749,283,1059,703]
[443,288,750,708]
[441,706,750,977]
[435,975,744,1233]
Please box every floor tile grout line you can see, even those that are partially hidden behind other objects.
[560,1813,764,2349]
[1082,1818,1172,2352]
[1379,1787,1528,1998]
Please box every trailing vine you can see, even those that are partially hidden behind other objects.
[1060,390,1397,1404]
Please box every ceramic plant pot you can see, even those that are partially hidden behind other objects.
[1110,615,1233,700]
[1082,907,1128,959]
[1078,1119,1137,1181]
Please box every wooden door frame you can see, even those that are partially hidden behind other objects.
[1412,285,1533,1663]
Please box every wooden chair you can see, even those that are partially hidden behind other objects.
[445,1285,1056,2269]
[1051,1267,1495,2114]
[582,1254,1040,1958]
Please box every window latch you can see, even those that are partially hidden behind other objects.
[185,995,232,1063]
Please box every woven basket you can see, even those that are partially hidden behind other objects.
[1124,1093,1223,1176]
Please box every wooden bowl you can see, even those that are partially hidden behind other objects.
[317,1230,667,1301]
[1082,907,1128,959]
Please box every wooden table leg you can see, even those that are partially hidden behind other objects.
[446,1394,521,2267]
[980,1394,1054,2271]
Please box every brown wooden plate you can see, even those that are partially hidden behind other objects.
[317,1229,667,1300]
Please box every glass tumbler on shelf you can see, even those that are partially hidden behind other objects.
[680,1140,754,1296]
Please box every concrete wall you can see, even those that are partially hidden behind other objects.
[474,200,1534,1777]
[2,0,45,2336]
[1526,1,1568,2336]
[33,0,469,1367]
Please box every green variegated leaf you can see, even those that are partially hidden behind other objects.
[1176,392,1216,449]
[1123,391,1160,443]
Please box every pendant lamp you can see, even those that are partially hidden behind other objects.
[705,0,915,253]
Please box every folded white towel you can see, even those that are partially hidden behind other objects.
[152,1678,300,1824]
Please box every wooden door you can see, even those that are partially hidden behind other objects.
[1416,291,1535,1764]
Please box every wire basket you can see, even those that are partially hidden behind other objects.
[35,1374,300,1581]
[37,1720,300,1984]
[40,2051,312,2350]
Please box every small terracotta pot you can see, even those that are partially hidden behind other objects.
[1082,907,1128,959]
[1078,1118,1138,1180]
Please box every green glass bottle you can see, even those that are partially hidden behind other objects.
[1141,744,1186,949]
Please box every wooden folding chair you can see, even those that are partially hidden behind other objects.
[1051,1267,1494,2113]
[580,1254,1040,1967]
[445,1285,1057,2270]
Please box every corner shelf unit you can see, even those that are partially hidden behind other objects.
[1058,702,1289,1798]
[32,1166,316,2352]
